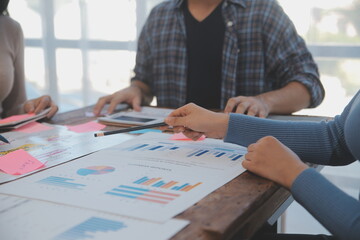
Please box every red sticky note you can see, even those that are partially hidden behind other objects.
[170,132,206,141]
[67,121,106,133]
[14,122,53,133]
[0,149,44,175]
[0,113,35,124]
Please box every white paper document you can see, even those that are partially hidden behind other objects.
[0,124,133,183]
[0,132,246,222]
[0,194,189,240]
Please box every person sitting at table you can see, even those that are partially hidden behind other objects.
[163,90,360,240]
[93,0,324,118]
[0,0,58,119]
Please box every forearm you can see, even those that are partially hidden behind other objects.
[131,80,153,105]
[224,114,334,164]
[292,168,360,240]
[258,81,311,115]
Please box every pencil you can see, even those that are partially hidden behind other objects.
[0,134,9,144]
[94,122,167,137]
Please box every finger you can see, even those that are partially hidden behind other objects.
[235,101,250,114]
[46,103,58,118]
[242,159,249,169]
[107,96,127,114]
[246,106,258,117]
[165,116,187,128]
[192,132,204,141]
[182,130,201,141]
[93,96,110,116]
[132,96,142,112]
[167,104,191,118]
[158,125,169,131]
[172,126,186,133]
[258,109,267,118]
[241,154,252,169]
[23,100,34,113]
[34,96,51,114]
[224,98,240,113]
[247,143,256,152]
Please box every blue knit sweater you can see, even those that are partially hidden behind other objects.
[224,91,360,240]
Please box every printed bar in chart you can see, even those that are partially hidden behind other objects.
[125,143,243,161]
[142,177,162,186]
[128,144,149,151]
[54,217,126,240]
[37,176,86,190]
[126,143,180,152]
[133,177,202,192]
[187,148,243,161]
[105,185,180,205]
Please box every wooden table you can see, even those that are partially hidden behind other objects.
[49,107,330,240]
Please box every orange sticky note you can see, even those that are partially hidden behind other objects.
[0,149,44,175]
[170,132,206,141]
[0,113,35,124]
[14,122,53,133]
[67,121,106,133]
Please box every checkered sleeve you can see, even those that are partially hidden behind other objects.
[131,8,156,88]
[262,0,325,108]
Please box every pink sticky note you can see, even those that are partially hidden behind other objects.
[67,121,106,133]
[0,149,44,175]
[0,113,35,124]
[13,122,53,133]
[170,132,206,141]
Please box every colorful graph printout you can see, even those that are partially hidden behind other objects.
[0,194,189,240]
[0,124,133,183]
[134,176,202,192]
[126,143,243,161]
[0,132,246,222]
[106,185,180,205]
[54,217,126,240]
[37,176,86,190]
[77,166,115,176]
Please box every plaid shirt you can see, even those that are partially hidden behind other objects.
[132,0,324,109]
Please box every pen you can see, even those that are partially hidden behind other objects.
[0,134,9,144]
[94,122,167,137]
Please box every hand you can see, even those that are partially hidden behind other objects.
[224,95,270,118]
[164,103,229,140]
[93,86,142,116]
[242,136,308,189]
[23,95,58,119]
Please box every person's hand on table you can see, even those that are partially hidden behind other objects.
[243,136,308,189]
[224,95,270,118]
[93,85,143,116]
[164,103,229,140]
[23,95,58,119]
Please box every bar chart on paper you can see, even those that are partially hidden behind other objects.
[0,132,247,222]
[105,184,181,205]
[37,176,86,190]
[54,217,126,240]
[105,176,203,205]
[0,195,189,240]
[77,166,115,176]
[133,176,202,192]
[125,142,244,161]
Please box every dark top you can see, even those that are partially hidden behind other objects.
[183,1,224,109]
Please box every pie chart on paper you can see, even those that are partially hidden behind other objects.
[77,166,115,176]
